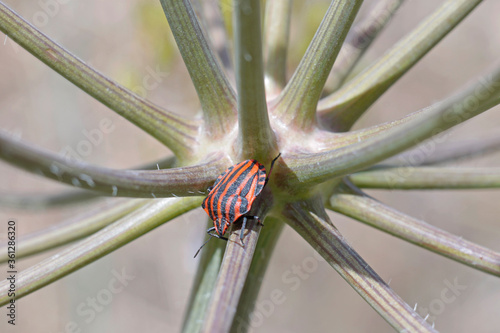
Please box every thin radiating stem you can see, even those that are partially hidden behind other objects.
[378,133,500,168]
[264,0,292,97]
[328,191,500,276]
[0,131,229,197]
[0,199,147,262]
[274,0,363,131]
[283,199,437,332]
[0,155,177,209]
[285,65,500,187]
[0,197,202,306]
[318,0,482,131]
[230,217,285,333]
[351,167,500,189]
[160,0,237,135]
[0,3,197,155]
[201,218,262,332]
[182,219,226,333]
[324,0,405,93]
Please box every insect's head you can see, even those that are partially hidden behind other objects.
[215,217,228,236]
[194,217,229,258]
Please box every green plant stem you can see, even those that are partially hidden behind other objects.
[324,0,405,93]
[378,133,500,168]
[0,197,202,306]
[0,131,229,197]
[328,192,500,276]
[0,155,177,209]
[263,0,292,97]
[351,167,500,189]
[318,0,482,131]
[274,0,363,131]
[0,190,97,209]
[202,218,262,332]
[0,199,146,262]
[159,0,237,135]
[283,200,437,332]
[182,219,226,333]
[234,0,275,160]
[285,65,500,187]
[192,0,233,76]
[230,217,285,333]
[0,3,197,156]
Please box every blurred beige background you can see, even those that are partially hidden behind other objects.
[0,0,499,332]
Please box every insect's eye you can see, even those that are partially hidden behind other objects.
[207,186,214,193]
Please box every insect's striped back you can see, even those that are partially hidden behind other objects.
[195,153,281,257]
[202,159,267,235]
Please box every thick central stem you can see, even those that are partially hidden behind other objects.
[234,0,276,161]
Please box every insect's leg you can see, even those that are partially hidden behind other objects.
[245,215,262,226]
[240,216,248,244]
[239,215,264,245]
[195,225,230,258]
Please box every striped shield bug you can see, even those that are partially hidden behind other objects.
[194,153,281,257]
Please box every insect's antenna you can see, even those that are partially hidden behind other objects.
[193,237,213,258]
[266,153,281,183]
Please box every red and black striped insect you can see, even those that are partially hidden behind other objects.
[194,153,281,257]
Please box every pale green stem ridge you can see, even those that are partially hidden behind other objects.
[201,218,262,332]
[328,192,500,276]
[0,131,228,197]
[286,65,500,187]
[0,3,197,156]
[324,0,405,93]
[159,0,237,135]
[274,0,363,130]
[318,0,483,131]
[283,200,437,332]
[264,0,292,97]
[0,199,147,262]
[0,197,202,306]
[351,167,500,189]
[234,0,276,160]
